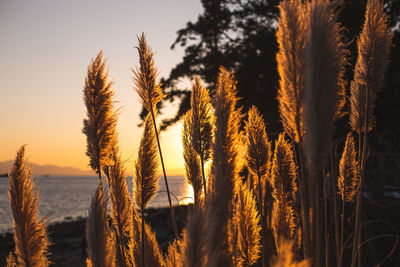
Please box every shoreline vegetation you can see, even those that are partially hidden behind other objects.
[3,0,398,266]
[0,206,191,267]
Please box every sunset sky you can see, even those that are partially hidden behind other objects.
[0,0,202,175]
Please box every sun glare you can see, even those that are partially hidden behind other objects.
[179,182,194,205]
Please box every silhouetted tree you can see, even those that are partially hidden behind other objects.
[141,0,400,151]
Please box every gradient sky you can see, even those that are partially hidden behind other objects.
[0,0,202,175]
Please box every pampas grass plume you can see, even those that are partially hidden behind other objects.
[83,51,117,176]
[276,0,308,143]
[133,33,165,114]
[236,180,262,266]
[179,205,207,267]
[106,152,135,267]
[303,0,347,170]
[182,111,203,204]
[8,145,50,267]
[6,252,16,267]
[245,106,271,184]
[207,66,242,267]
[86,183,115,267]
[191,76,213,162]
[270,134,298,242]
[338,133,359,202]
[165,240,182,267]
[134,115,160,211]
[349,0,392,133]
[271,239,310,267]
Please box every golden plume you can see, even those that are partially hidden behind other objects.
[134,115,160,211]
[179,206,207,267]
[271,239,310,267]
[132,33,178,237]
[182,111,203,204]
[349,0,392,133]
[165,240,182,267]
[235,180,262,266]
[276,0,308,143]
[86,183,115,267]
[131,207,165,267]
[190,76,214,195]
[303,0,347,171]
[8,146,50,267]
[338,133,359,202]
[245,106,271,185]
[301,1,347,263]
[133,33,165,114]
[133,114,160,266]
[6,252,16,267]
[270,134,298,245]
[82,51,117,178]
[207,66,242,267]
[105,151,135,267]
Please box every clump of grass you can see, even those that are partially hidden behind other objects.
[349,0,392,265]
[8,146,50,267]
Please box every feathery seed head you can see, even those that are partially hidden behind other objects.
[338,133,359,202]
[235,181,262,266]
[131,210,165,267]
[83,51,118,174]
[271,239,310,266]
[9,146,50,267]
[207,66,242,267]
[191,76,214,162]
[276,0,309,143]
[134,115,160,211]
[105,152,136,266]
[179,208,207,267]
[245,106,272,184]
[182,111,203,204]
[166,240,182,267]
[349,0,392,133]
[303,0,347,174]
[270,134,298,240]
[86,183,115,267]
[133,33,165,114]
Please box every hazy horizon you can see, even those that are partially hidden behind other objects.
[0,0,202,175]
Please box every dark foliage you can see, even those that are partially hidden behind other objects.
[141,0,400,152]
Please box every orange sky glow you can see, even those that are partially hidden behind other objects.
[0,0,202,176]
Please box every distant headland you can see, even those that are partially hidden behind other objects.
[0,161,94,176]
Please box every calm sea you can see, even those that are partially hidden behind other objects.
[0,175,191,233]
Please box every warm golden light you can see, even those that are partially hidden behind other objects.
[179,182,194,205]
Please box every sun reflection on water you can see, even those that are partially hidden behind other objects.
[179,182,194,205]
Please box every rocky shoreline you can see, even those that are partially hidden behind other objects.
[0,205,190,266]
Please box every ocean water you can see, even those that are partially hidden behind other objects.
[0,175,191,233]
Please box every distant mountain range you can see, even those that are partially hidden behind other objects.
[0,161,94,176]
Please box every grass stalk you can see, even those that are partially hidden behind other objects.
[330,142,340,263]
[149,108,179,238]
